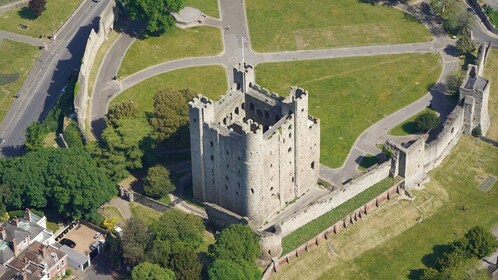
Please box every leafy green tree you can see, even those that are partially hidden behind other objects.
[209,224,260,262]
[144,165,175,198]
[63,123,84,147]
[28,0,46,16]
[430,0,457,19]
[414,111,439,133]
[151,209,205,250]
[106,101,138,127]
[119,0,185,35]
[106,235,122,269]
[150,88,197,145]
[456,31,476,55]
[444,11,473,35]
[122,217,150,266]
[453,226,498,258]
[446,70,465,96]
[131,262,176,280]
[25,122,47,151]
[169,248,202,280]
[207,259,260,280]
[148,239,172,267]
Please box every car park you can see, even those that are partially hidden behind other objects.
[60,238,76,248]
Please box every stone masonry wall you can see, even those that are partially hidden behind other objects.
[278,161,391,237]
[73,0,115,139]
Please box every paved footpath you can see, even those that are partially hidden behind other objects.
[91,0,461,185]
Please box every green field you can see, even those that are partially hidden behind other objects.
[0,0,17,6]
[185,0,219,18]
[389,108,437,136]
[245,0,432,52]
[118,26,223,78]
[274,136,498,279]
[484,49,498,140]
[112,66,228,115]
[0,0,82,37]
[0,39,39,122]
[255,53,441,168]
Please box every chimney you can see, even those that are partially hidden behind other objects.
[12,238,18,256]
[0,227,5,240]
[39,245,48,258]
[12,216,19,227]
[25,209,32,222]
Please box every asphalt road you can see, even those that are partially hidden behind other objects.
[0,0,109,156]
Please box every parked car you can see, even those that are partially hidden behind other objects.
[90,240,105,251]
[60,238,76,248]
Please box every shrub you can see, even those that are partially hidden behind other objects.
[414,111,439,132]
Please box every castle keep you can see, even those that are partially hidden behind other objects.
[188,63,320,226]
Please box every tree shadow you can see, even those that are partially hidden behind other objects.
[400,121,419,135]
[407,268,425,280]
[421,244,453,269]
[18,7,38,20]
[356,154,380,170]
[358,0,406,6]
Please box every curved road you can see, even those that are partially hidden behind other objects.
[0,0,110,156]
[90,0,493,185]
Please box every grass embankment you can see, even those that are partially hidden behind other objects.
[256,53,441,168]
[281,177,398,255]
[0,0,82,37]
[274,136,498,280]
[0,39,39,122]
[388,108,437,136]
[100,205,126,228]
[112,66,228,115]
[185,0,220,18]
[245,0,431,52]
[483,49,498,140]
[118,26,223,78]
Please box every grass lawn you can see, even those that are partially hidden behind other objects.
[484,49,498,140]
[0,0,18,6]
[0,39,39,122]
[0,0,82,37]
[100,205,126,228]
[112,65,228,116]
[281,177,398,255]
[118,26,223,78]
[245,0,432,52]
[256,53,441,168]
[275,136,498,280]
[357,154,380,171]
[42,132,57,148]
[184,0,219,18]
[129,202,162,225]
[388,108,437,136]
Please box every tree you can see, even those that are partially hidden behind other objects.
[169,248,202,280]
[209,224,260,262]
[430,0,457,19]
[131,262,176,280]
[150,88,197,145]
[414,111,439,133]
[25,122,46,151]
[119,0,185,35]
[453,226,498,258]
[63,123,84,147]
[144,165,175,198]
[446,70,465,96]
[28,0,46,16]
[456,31,476,55]
[207,259,260,280]
[150,209,205,250]
[0,148,116,219]
[121,217,150,266]
[103,217,117,231]
[106,101,138,127]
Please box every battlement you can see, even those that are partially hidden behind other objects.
[189,94,213,108]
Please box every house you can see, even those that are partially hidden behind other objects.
[2,241,67,280]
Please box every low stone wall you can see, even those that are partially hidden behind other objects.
[278,161,391,237]
[262,182,403,279]
[73,0,115,139]
[131,191,172,213]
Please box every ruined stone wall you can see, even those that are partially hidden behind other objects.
[73,0,115,138]
[278,161,391,237]
[424,106,464,170]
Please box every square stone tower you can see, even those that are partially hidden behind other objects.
[460,64,490,135]
[188,63,320,226]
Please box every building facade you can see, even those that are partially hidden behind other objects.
[189,63,320,226]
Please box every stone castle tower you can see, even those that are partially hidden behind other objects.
[460,64,490,135]
[188,63,320,226]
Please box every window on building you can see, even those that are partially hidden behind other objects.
[235,107,239,115]
[311,161,315,169]
[61,260,65,266]
[57,264,60,271]
[250,103,254,112]
[210,155,214,161]
[251,188,254,194]
[241,102,245,109]
[264,111,269,119]
[210,141,213,147]
[288,147,292,153]
[225,185,228,190]
[292,177,295,182]
[289,133,292,138]
[226,176,229,181]
[288,124,292,130]
[236,191,239,195]
[193,118,197,123]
